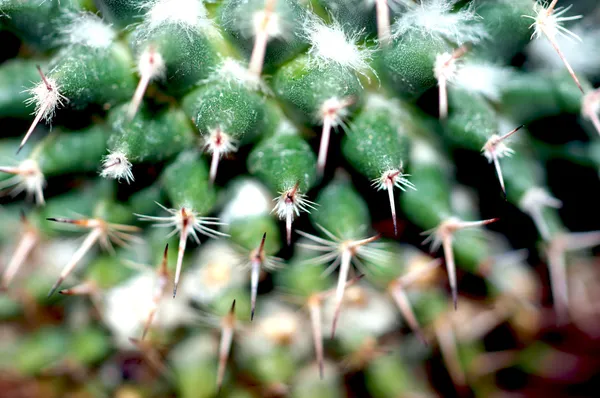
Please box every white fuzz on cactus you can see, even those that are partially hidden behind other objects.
[272,183,317,245]
[0,159,46,205]
[59,12,116,49]
[210,59,269,93]
[454,62,511,102]
[100,150,135,184]
[143,0,211,31]
[482,125,524,195]
[391,0,487,45]
[304,18,374,76]
[203,127,239,184]
[433,45,468,120]
[21,68,68,152]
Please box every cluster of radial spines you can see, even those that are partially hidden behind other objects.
[422,217,500,310]
[272,183,317,245]
[371,165,416,236]
[100,150,135,184]
[45,217,141,297]
[0,159,46,205]
[136,203,228,298]
[523,0,584,93]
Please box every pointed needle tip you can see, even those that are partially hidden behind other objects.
[47,282,61,298]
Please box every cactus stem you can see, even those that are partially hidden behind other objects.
[523,1,584,93]
[128,46,166,120]
[434,45,468,120]
[482,125,524,195]
[422,217,499,309]
[142,244,170,339]
[0,159,46,204]
[46,217,140,297]
[217,300,236,393]
[0,214,39,290]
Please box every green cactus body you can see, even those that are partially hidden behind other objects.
[400,142,452,230]
[34,125,108,176]
[129,15,221,96]
[104,105,195,178]
[499,71,589,123]
[45,41,136,110]
[14,326,69,375]
[446,89,499,151]
[276,251,331,298]
[272,55,362,123]
[182,79,268,146]
[0,0,84,51]
[170,335,219,398]
[85,253,136,289]
[68,327,111,365]
[311,177,370,240]
[128,183,166,216]
[93,0,141,28]
[161,152,216,214]
[229,214,280,254]
[474,0,534,63]
[0,59,45,118]
[342,94,410,180]
[378,32,452,100]
[313,0,376,34]
[248,133,317,195]
[366,354,429,398]
[218,0,309,72]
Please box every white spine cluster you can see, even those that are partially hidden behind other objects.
[100,150,134,184]
[59,12,116,49]
[304,17,374,76]
[391,0,486,44]
[143,0,211,31]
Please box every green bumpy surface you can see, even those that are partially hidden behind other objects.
[161,151,216,214]
[228,214,281,254]
[247,133,317,194]
[272,55,363,122]
[342,97,410,179]
[378,32,451,99]
[310,177,370,240]
[130,22,221,95]
[182,80,268,143]
[0,59,44,118]
[446,89,499,151]
[35,125,108,176]
[107,104,195,163]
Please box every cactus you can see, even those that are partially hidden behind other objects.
[1,1,600,396]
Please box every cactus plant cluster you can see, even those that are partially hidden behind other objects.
[1,0,600,396]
